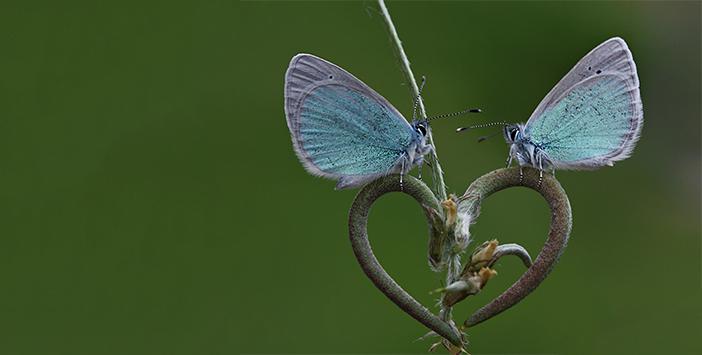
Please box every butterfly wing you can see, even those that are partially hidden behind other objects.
[527,37,640,123]
[284,54,417,188]
[524,37,643,169]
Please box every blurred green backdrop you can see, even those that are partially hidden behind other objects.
[0,1,699,354]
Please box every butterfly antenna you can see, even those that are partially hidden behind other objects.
[427,107,482,121]
[456,121,508,133]
[412,76,427,121]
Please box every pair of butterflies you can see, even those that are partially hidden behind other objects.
[284,37,643,189]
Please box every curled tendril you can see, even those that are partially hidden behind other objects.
[457,167,572,328]
[347,167,572,346]
[348,175,463,346]
[487,243,533,269]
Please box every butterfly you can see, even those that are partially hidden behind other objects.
[502,37,643,177]
[284,54,432,189]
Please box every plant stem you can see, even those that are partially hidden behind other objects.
[457,167,572,327]
[347,168,572,344]
[348,175,462,346]
[377,0,447,201]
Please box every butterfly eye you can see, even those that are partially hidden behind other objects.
[509,128,519,141]
[416,124,427,136]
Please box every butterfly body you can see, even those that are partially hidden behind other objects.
[284,54,431,189]
[504,37,643,173]
[504,123,554,172]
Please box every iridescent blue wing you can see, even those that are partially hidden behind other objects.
[284,54,417,189]
[525,37,643,169]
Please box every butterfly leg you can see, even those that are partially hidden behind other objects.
[537,160,544,187]
[400,159,405,191]
[505,155,513,168]
[538,169,544,187]
[417,159,424,181]
[519,166,524,184]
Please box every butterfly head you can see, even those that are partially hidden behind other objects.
[413,120,430,138]
[503,124,526,144]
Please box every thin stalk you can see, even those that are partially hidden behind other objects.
[377,0,447,201]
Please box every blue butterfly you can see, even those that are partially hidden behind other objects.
[284,54,432,189]
[503,37,643,176]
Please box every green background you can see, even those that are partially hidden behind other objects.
[1,1,700,354]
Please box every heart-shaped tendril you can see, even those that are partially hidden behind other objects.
[456,167,572,327]
[348,175,463,346]
[348,167,572,347]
